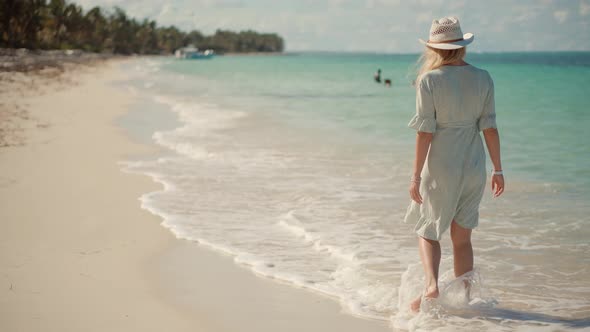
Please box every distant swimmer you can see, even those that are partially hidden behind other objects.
[374,69,382,83]
[384,79,392,87]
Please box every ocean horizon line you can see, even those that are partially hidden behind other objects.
[281,50,590,56]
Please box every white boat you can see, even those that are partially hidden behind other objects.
[175,45,215,59]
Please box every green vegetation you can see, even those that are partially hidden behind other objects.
[0,0,285,54]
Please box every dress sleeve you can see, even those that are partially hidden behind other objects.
[408,75,436,133]
[478,74,497,131]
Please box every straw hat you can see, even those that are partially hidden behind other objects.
[418,16,474,50]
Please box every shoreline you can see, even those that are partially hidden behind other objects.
[0,57,392,331]
[118,58,394,331]
[222,51,286,56]
[149,239,393,332]
[0,48,114,72]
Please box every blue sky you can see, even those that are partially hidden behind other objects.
[77,0,590,52]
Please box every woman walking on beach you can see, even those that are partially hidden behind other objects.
[404,17,504,312]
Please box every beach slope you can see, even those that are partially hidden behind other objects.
[0,61,207,331]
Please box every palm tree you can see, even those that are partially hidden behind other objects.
[1,0,285,55]
[83,7,108,52]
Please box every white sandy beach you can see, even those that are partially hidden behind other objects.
[0,59,392,332]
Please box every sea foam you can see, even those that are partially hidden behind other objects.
[119,57,590,332]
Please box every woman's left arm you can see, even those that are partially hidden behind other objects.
[409,132,432,204]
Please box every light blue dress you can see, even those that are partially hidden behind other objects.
[403,64,497,241]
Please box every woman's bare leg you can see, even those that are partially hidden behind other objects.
[450,220,473,277]
[410,236,441,312]
[450,220,473,299]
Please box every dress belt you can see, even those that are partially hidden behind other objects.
[436,122,477,129]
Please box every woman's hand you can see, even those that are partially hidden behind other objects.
[491,174,504,197]
[409,180,423,204]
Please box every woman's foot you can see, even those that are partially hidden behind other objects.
[410,286,439,313]
[462,279,472,302]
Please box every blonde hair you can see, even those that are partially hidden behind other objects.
[414,46,466,85]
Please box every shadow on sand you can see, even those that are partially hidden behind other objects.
[455,307,590,329]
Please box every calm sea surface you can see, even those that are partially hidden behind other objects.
[120,52,590,331]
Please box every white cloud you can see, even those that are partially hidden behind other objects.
[509,3,545,24]
[157,4,171,21]
[512,12,537,23]
[450,0,466,10]
[416,12,434,24]
[417,0,444,6]
[553,10,569,23]
[376,0,401,6]
[365,0,401,9]
[328,0,348,8]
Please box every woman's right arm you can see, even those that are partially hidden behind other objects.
[408,75,437,204]
[482,128,504,197]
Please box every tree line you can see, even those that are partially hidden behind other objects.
[0,0,285,54]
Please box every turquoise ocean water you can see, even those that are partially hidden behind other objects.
[120,52,590,331]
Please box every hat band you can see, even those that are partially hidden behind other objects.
[427,37,464,44]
